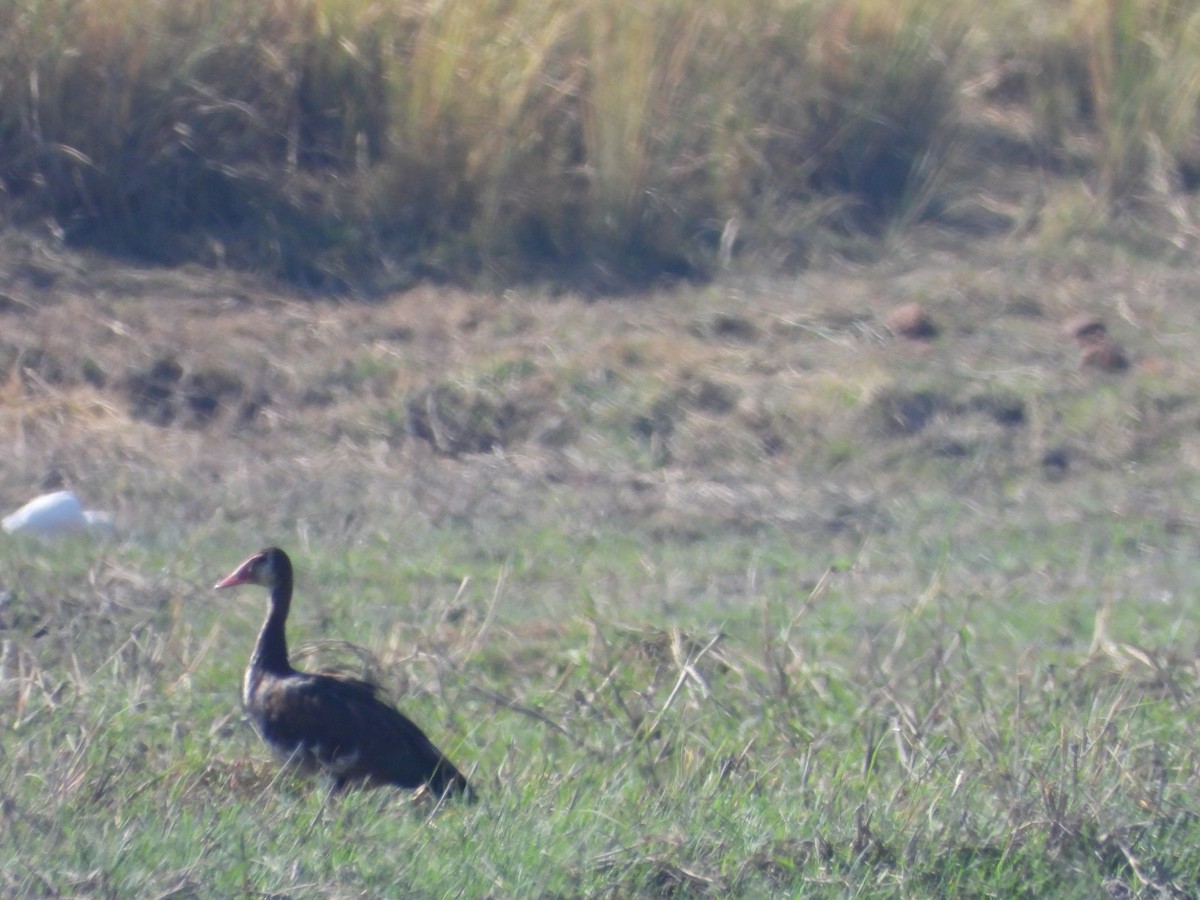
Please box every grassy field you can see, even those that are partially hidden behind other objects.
[5,0,1200,896]
[2,220,1200,896]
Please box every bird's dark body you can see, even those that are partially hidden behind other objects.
[216,547,474,800]
[244,667,469,794]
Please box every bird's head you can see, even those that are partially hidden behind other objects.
[214,547,290,590]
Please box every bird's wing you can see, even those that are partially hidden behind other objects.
[257,671,468,792]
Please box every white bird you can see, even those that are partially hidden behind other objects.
[2,490,113,537]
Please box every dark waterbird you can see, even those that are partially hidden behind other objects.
[214,547,474,801]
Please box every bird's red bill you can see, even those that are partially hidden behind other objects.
[214,571,248,589]
[214,554,260,589]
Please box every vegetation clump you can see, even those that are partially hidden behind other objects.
[6,0,1200,288]
[0,0,956,286]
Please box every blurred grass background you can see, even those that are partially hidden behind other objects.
[5,0,1200,288]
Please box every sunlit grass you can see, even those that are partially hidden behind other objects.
[4,508,1200,895]
[6,0,1200,283]
[1070,0,1200,200]
[0,0,968,284]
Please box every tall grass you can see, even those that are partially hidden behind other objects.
[1071,0,1200,200]
[985,0,1200,212]
[0,0,967,286]
[730,0,966,241]
[8,0,1200,286]
[0,0,390,279]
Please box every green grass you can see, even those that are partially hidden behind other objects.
[4,493,1200,895]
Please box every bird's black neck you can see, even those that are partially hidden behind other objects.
[252,574,294,675]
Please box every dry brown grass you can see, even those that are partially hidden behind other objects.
[0,0,974,286]
[1,211,1197,550]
